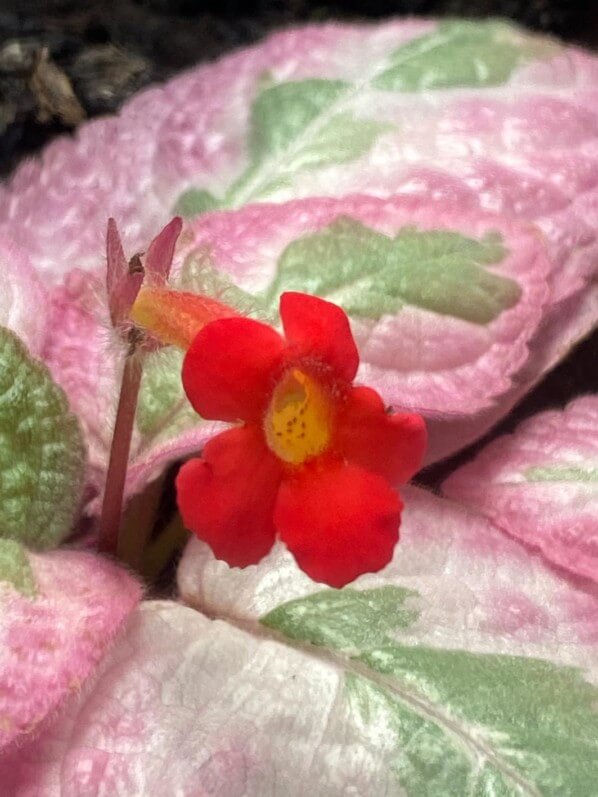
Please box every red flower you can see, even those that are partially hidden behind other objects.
[176,292,426,588]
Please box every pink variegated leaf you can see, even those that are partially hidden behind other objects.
[0,545,140,753]
[443,396,598,583]
[4,18,597,502]
[2,20,596,303]
[0,237,47,356]
[0,21,434,278]
[424,280,598,464]
[177,194,551,416]
[40,192,555,513]
[177,486,598,646]
[2,488,597,795]
[42,269,119,497]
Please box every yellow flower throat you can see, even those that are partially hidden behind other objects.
[264,369,333,465]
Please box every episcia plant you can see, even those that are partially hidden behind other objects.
[0,17,597,796]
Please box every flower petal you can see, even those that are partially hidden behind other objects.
[176,425,282,567]
[335,387,427,484]
[182,317,285,422]
[280,292,359,382]
[275,461,402,588]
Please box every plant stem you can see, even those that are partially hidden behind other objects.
[98,353,143,556]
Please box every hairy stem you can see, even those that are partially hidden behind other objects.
[98,353,143,556]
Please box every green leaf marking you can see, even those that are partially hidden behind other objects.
[374,19,561,92]
[0,327,86,549]
[525,465,598,483]
[247,79,350,165]
[174,22,560,214]
[264,586,598,797]
[136,347,192,439]
[0,539,36,597]
[353,648,598,797]
[175,78,392,214]
[174,189,220,219]
[262,586,421,651]
[347,675,512,797]
[266,217,519,324]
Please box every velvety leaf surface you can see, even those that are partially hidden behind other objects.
[178,195,549,415]
[0,601,405,796]
[0,21,435,276]
[4,488,597,794]
[0,539,36,598]
[41,268,122,498]
[180,488,598,796]
[0,238,46,357]
[267,220,517,323]
[2,18,594,304]
[423,281,598,464]
[443,396,598,583]
[2,18,595,479]
[372,19,558,91]
[0,20,594,794]
[0,549,141,752]
[178,486,598,645]
[0,327,86,549]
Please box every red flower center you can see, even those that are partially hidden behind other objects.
[264,368,334,465]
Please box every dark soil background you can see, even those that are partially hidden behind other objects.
[1,0,596,495]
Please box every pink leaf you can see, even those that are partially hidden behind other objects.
[424,281,598,464]
[0,22,434,279]
[177,486,598,641]
[4,17,597,496]
[0,549,141,752]
[0,237,47,356]
[179,194,551,416]
[2,488,597,794]
[443,395,598,582]
[42,269,119,497]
